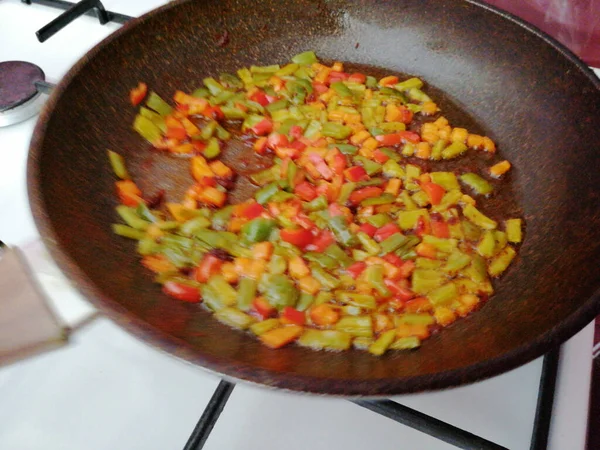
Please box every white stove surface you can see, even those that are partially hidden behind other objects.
[0,1,596,449]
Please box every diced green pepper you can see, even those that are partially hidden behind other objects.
[215,307,255,330]
[506,219,523,243]
[298,330,352,351]
[262,274,299,309]
[322,122,352,139]
[460,173,493,195]
[463,204,498,230]
[116,206,149,230]
[389,336,421,350]
[421,235,458,253]
[292,50,318,65]
[427,282,458,306]
[255,182,279,204]
[488,246,516,277]
[364,265,391,297]
[412,269,447,294]
[368,329,396,356]
[379,233,408,254]
[146,92,172,116]
[133,115,162,143]
[304,195,328,212]
[335,316,374,338]
[237,277,257,311]
[112,224,145,240]
[241,218,277,243]
[357,232,381,255]
[441,141,468,159]
[250,318,280,336]
[397,209,429,230]
[107,150,130,180]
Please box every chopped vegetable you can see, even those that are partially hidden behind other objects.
[112,52,521,355]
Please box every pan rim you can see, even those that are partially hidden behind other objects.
[26,0,600,396]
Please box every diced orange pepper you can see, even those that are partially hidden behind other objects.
[191,156,214,181]
[252,242,273,261]
[209,160,234,179]
[404,297,432,313]
[416,242,437,259]
[141,255,176,273]
[298,276,321,295]
[129,82,147,106]
[489,160,511,177]
[379,75,399,86]
[310,304,340,326]
[374,314,394,333]
[434,307,457,327]
[196,186,226,207]
[260,325,303,349]
[384,178,401,196]
[288,256,310,279]
[396,323,430,339]
[221,262,238,283]
[116,180,144,206]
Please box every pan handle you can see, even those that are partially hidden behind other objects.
[27,0,110,43]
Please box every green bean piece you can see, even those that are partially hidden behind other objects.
[476,231,496,258]
[368,330,396,356]
[314,291,333,305]
[407,87,432,102]
[146,92,173,116]
[443,251,472,273]
[328,215,356,246]
[333,143,359,155]
[292,50,318,65]
[441,141,468,159]
[241,218,277,243]
[250,319,280,336]
[494,230,508,254]
[298,330,352,351]
[207,275,237,307]
[379,233,408,254]
[427,282,459,306]
[361,194,396,207]
[237,277,257,311]
[488,246,516,277]
[133,115,162,143]
[331,81,353,97]
[415,258,444,270]
[215,307,255,330]
[255,182,279,205]
[412,269,447,295]
[422,235,458,253]
[354,155,382,175]
[321,122,352,139]
[396,314,435,326]
[460,173,493,195]
[268,254,287,275]
[395,77,424,91]
[304,252,339,270]
[112,224,145,240]
[505,219,523,243]
[262,274,299,309]
[203,77,224,95]
[311,266,340,290]
[463,204,498,230]
[335,316,374,338]
[304,195,328,212]
[324,244,353,268]
[366,213,391,228]
[296,293,315,311]
[107,150,130,180]
[357,232,381,255]
[336,291,377,310]
[389,336,421,350]
[116,206,149,230]
[397,209,429,230]
[364,265,391,297]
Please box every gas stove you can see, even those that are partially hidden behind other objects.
[0,1,597,449]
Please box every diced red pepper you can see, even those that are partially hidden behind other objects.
[374,223,401,242]
[383,253,403,266]
[249,89,270,106]
[251,118,273,136]
[328,203,346,218]
[397,107,413,124]
[375,131,421,146]
[267,132,289,150]
[162,281,201,303]
[239,201,265,220]
[384,279,415,301]
[289,125,304,140]
[197,176,217,187]
[253,297,276,320]
[358,223,377,237]
[431,215,450,238]
[348,73,366,84]
[312,81,329,94]
[344,165,369,182]
[328,72,350,83]
[204,105,224,121]
[280,228,314,249]
[398,260,416,278]
[346,261,367,279]
[290,139,307,152]
[281,307,306,326]
[308,231,335,252]
[421,181,446,206]
[192,140,207,153]
[308,153,333,180]
[293,213,317,230]
[116,180,144,207]
[327,151,347,176]
[349,186,383,205]
[129,82,148,106]
[372,149,390,163]
[253,136,268,154]
[415,215,432,237]
[294,181,318,201]
[194,255,223,283]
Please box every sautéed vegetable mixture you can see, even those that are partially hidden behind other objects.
[109,51,522,356]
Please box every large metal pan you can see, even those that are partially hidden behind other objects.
[27,0,600,395]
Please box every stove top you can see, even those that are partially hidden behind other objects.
[0,1,596,449]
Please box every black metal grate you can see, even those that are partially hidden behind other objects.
[182,350,560,450]
[19,3,562,449]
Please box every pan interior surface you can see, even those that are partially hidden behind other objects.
[28,0,600,395]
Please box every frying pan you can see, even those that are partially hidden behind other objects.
[27,0,600,396]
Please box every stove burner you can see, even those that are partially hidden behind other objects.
[0,61,45,112]
[0,61,47,127]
